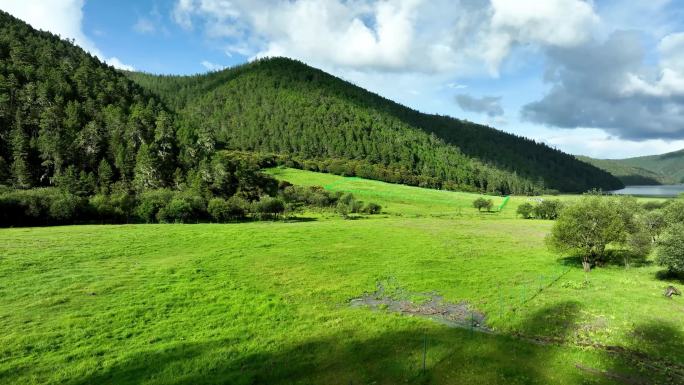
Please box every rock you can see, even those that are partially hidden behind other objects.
[664,286,681,298]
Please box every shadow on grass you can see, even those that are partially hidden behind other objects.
[655,269,684,285]
[58,302,605,385]
[557,250,652,270]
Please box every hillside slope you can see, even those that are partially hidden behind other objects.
[580,148,684,185]
[619,149,684,183]
[576,156,676,185]
[128,58,623,194]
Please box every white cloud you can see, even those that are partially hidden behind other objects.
[0,0,135,70]
[171,0,600,75]
[201,60,226,71]
[133,17,156,34]
[107,57,136,72]
[540,127,684,159]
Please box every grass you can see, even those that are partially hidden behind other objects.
[1,168,682,384]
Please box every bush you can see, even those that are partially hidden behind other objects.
[547,194,647,271]
[656,224,684,274]
[517,202,534,219]
[363,202,382,214]
[0,188,85,226]
[533,199,563,220]
[136,189,174,223]
[48,193,84,221]
[473,197,493,212]
[158,198,194,223]
[253,196,285,219]
[208,198,231,222]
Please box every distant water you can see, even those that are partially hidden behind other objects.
[610,184,684,197]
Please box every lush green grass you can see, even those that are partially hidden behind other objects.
[1,169,682,384]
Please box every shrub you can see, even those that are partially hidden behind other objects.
[533,199,564,220]
[363,202,382,214]
[517,202,534,219]
[208,198,231,222]
[158,198,194,223]
[547,194,647,271]
[656,224,684,274]
[473,197,493,212]
[48,193,83,221]
[136,189,174,223]
[253,196,285,219]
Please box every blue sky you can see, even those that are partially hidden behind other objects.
[4,0,684,159]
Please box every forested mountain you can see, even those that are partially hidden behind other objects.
[0,9,621,204]
[580,149,684,185]
[128,58,622,194]
[0,10,176,191]
[576,156,676,185]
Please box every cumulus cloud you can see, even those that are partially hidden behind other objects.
[455,94,504,117]
[0,0,135,70]
[171,0,599,75]
[522,30,684,140]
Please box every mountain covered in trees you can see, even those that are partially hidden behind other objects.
[0,7,622,218]
[580,149,684,185]
[127,58,622,194]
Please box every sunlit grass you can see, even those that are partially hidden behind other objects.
[0,169,681,384]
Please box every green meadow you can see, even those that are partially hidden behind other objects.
[1,168,682,384]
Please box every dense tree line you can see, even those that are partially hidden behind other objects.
[0,12,383,226]
[128,58,623,194]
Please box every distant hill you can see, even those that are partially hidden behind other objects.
[576,156,676,185]
[579,149,684,185]
[618,149,684,184]
[127,58,623,193]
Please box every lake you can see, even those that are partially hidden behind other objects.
[610,184,684,197]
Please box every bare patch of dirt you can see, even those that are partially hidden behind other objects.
[349,281,488,331]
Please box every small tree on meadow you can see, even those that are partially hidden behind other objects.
[517,202,534,219]
[546,194,647,271]
[473,197,493,212]
[656,224,684,275]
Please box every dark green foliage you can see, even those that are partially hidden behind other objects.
[517,202,534,219]
[663,200,684,225]
[532,200,564,220]
[0,11,174,191]
[252,196,285,219]
[128,57,623,195]
[136,189,173,223]
[473,197,493,212]
[157,198,194,223]
[644,210,667,242]
[0,188,86,226]
[547,194,650,270]
[363,202,382,214]
[656,224,684,274]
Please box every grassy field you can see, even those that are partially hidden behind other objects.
[1,168,682,384]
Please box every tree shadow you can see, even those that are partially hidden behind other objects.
[605,319,684,384]
[655,269,684,285]
[55,302,609,385]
